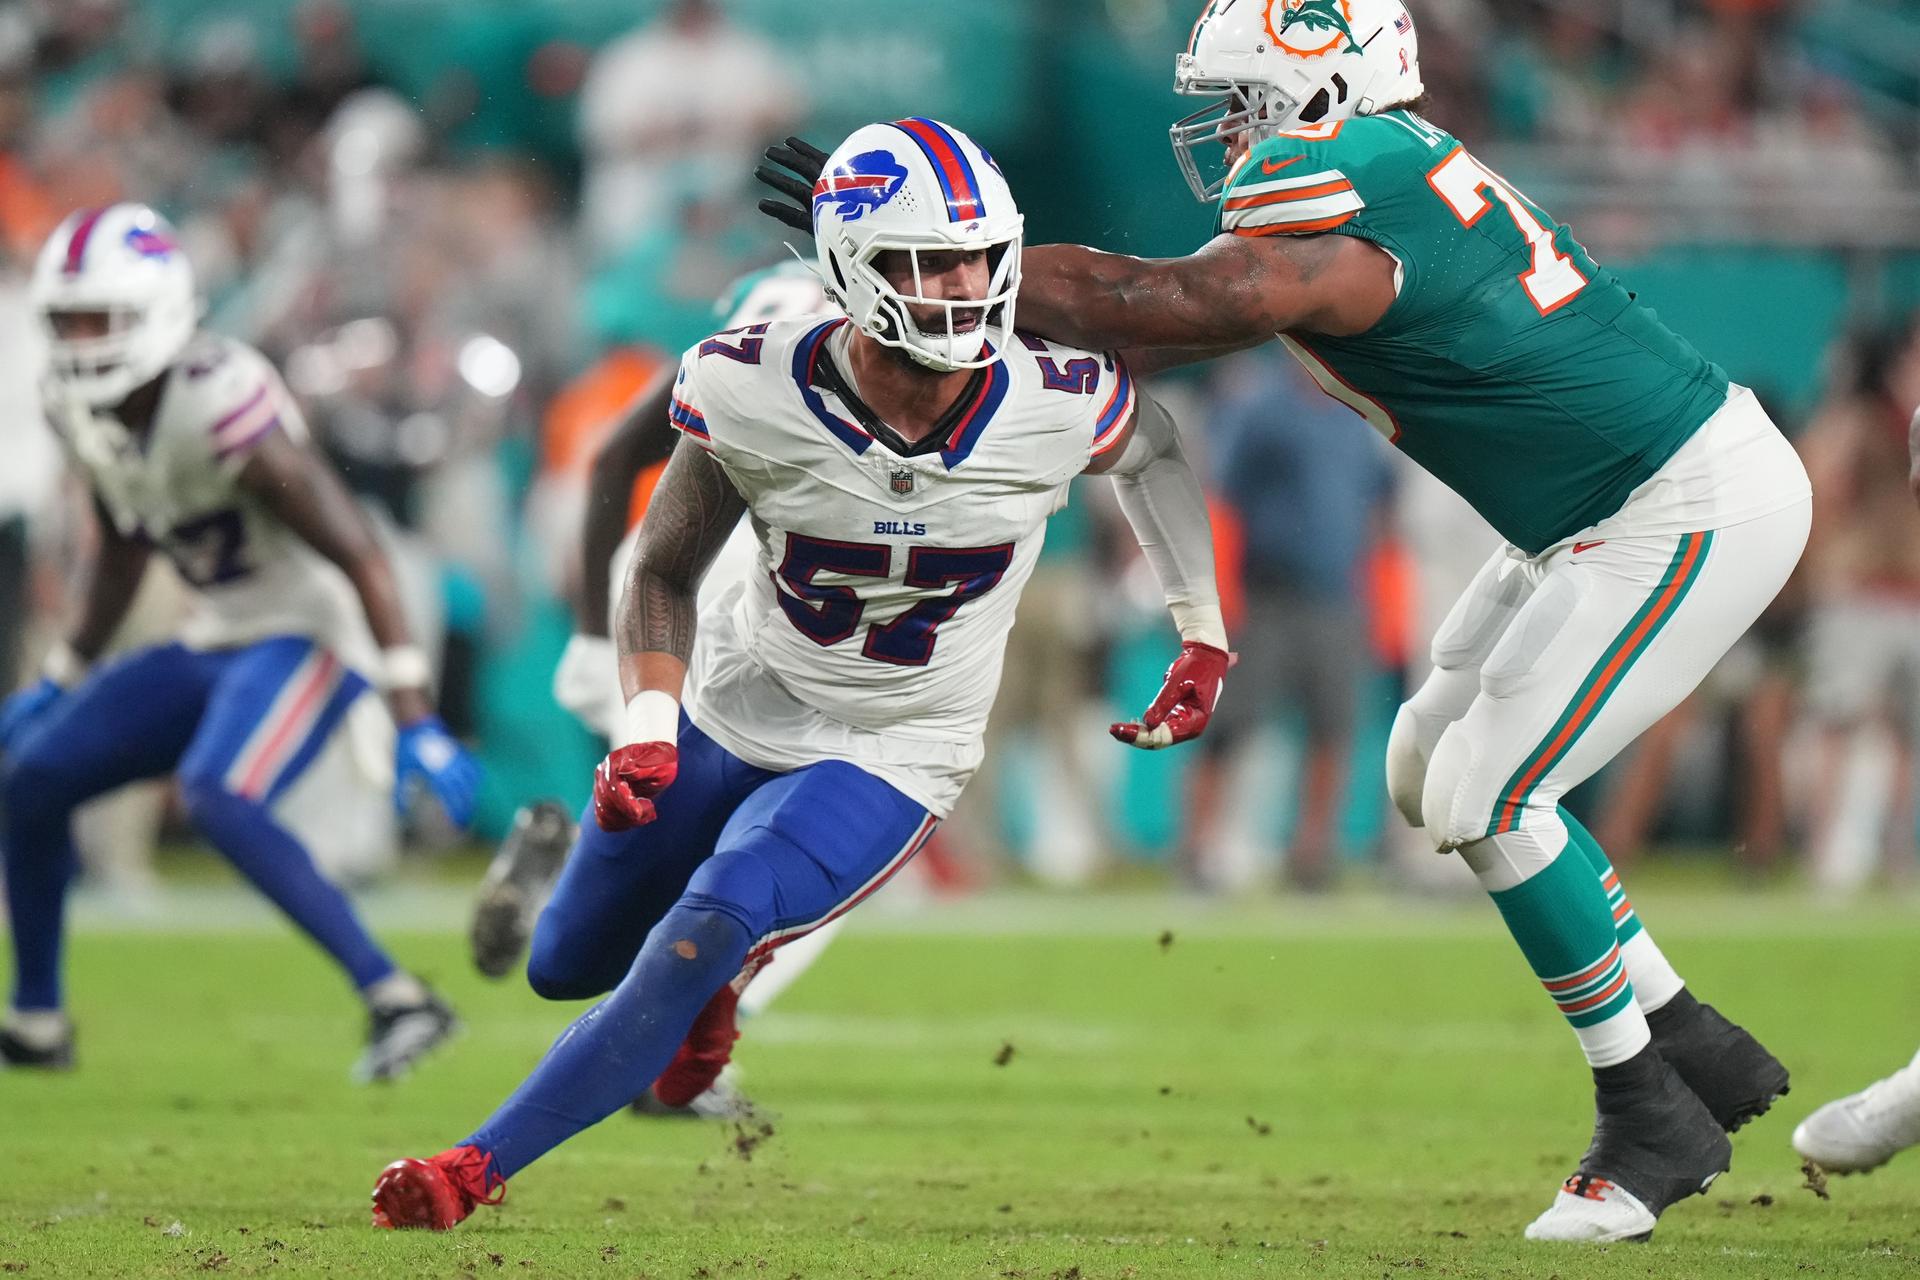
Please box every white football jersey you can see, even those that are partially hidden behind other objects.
[672,316,1135,815]
[43,333,373,669]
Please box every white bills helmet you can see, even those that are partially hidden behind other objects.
[812,118,1022,372]
[1172,0,1424,201]
[30,203,197,405]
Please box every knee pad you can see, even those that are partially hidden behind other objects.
[525,902,630,1000]
[175,772,233,830]
[682,846,784,942]
[1419,722,1486,852]
[1385,702,1435,829]
[1385,667,1481,830]
[0,745,84,826]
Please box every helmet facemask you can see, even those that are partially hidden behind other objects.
[1170,72,1304,203]
[829,231,1022,373]
[43,305,151,401]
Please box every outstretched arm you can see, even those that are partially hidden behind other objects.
[580,367,679,637]
[1018,233,1397,353]
[1088,392,1231,750]
[753,135,1395,355]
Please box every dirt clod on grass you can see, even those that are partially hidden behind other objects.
[731,1115,777,1162]
[1246,1116,1272,1137]
[993,1041,1016,1067]
[1800,1159,1832,1201]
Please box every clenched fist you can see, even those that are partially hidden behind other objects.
[593,741,680,831]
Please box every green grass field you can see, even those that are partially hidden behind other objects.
[3,880,1920,1278]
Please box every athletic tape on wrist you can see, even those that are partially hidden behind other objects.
[42,642,86,688]
[377,645,433,691]
[1170,601,1228,652]
[623,689,680,746]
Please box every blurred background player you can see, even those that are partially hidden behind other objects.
[369,117,1228,1229]
[1790,399,1920,1176]
[0,203,480,1080]
[1793,320,1920,896]
[470,258,839,1114]
[1177,348,1396,893]
[756,0,1809,1245]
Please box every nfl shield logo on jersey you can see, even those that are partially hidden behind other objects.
[890,467,915,496]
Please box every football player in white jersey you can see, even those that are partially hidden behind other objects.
[369,118,1228,1229]
[470,260,840,1116]
[0,204,480,1081]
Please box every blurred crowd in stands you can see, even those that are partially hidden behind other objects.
[1,0,1919,901]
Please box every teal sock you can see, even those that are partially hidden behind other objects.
[1561,808,1641,943]
[1488,845,1648,1066]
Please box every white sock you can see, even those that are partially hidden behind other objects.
[1621,932,1685,1014]
[6,1009,71,1049]
[362,972,429,1011]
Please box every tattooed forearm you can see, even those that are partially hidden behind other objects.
[617,436,749,669]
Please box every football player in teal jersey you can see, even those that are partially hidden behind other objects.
[754,0,1813,1246]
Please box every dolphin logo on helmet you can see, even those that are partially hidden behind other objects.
[1171,0,1424,201]
[1273,0,1364,56]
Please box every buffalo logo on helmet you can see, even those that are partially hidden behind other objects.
[124,225,179,259]
[812,149,911,223]
[1267,0,1363,58]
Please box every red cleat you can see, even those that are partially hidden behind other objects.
[652,983,741,1109]
[370,1145,504,1230]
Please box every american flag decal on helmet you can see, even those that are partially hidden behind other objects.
[1395,11,1413,33]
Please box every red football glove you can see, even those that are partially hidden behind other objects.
[1110,641,1232,750]
[593,741,680,831]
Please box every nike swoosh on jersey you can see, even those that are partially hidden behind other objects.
[1571,540,1607,554]
[1261,155,1306,175]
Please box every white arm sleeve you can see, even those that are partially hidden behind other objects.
[1102,391,1227,650]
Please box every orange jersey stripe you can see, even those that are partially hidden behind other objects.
[1223,179,1354,211]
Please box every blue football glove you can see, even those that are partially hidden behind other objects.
[0,678,66,753]
[395,715,482,829]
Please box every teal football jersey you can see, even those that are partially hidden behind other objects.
[1215,111,1730,553]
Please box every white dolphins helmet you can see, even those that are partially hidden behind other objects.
[811,118,1022,372]
[30,203,197,405]
[1172,0,1425,202]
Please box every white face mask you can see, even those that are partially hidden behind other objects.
[843,238,1023,374]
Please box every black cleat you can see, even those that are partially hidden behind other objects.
[1648,989,1790,1133]
[353,990,459,1084]
[1525,1046,1731,1243]
[470,801,575,979]
[0,1023,74,1071]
